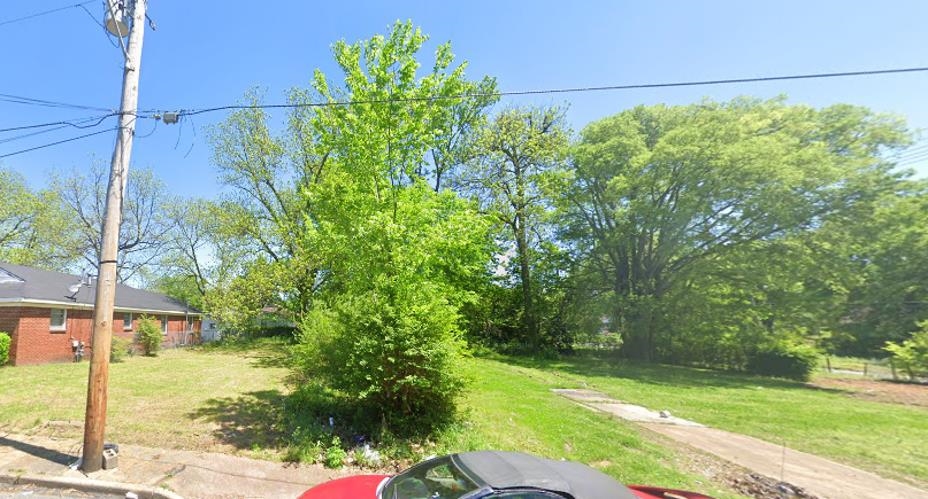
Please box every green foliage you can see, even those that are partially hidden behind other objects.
[324,436,348,469]
[0,332,10,365]
[242,22,495,434]
[135,316,162,356]
[0,168,81,270]
[834,182,928,356]
[555,98,912,361]
[746,341,820,381]
[458,107,570,348]
[883,324,928,380]
[110,337,132,363]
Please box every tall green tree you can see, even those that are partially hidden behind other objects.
[458,107,569,348]
[215,22,496,428]
[557,98,910,360]
[0,168,80,270]
[835,180,928,355]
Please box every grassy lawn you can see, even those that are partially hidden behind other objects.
[0,340,290,455]
[447,358,740,498]
[9,342,925,494]
[503,352,928,487]
[0,341,741,497]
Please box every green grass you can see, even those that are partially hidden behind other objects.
[0,339,290,453]
[503,351,928,487]
[0,340,742,496]
[444,358,740,497]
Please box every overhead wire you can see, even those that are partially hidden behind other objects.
[164,65,928,118]
[0,113,119,133]
[0,127,116,159]
[1,65,928,160]
[0,92,113,112]
[0,0,96,28]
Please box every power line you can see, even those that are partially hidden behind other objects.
[0,115,117,144]
[0,113,122,133]
[164,65,928,118]
[0,127,116,159]
[895,143,928,159]
[0,0,96,28]
[0,92,113,112]
[898,151,928,166]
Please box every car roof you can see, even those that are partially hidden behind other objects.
[452,451,637,499]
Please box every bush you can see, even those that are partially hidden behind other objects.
[293,280,468,435]
[110,336,132,363]
[0,331,10,365]
[884,324,928,380]
[135,316,162,356]
[747,341,820,381]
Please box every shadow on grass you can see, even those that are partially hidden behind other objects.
[187,390,288,450]
[0,436,74,466]
[193,337,293,370]
[496,351,846,394]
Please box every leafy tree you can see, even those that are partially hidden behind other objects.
[457,107,569,349]
[216,22,495,429]
[836,181,928,355]
[0,168,80,270]
[557,98,910,360]
[884,323,928,380]
[51,162,173,283]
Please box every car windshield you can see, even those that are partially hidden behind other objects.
[381,456,481,499]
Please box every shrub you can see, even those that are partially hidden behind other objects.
[884,324,928,380]
[135,316,162,356]
[293,280,468,435]
[110,337,132,363]
[0,332,10,365]
[747,341,820,381]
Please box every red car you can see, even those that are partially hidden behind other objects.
[299,451,713,499]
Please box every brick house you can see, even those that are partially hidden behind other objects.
[0,262,201,366]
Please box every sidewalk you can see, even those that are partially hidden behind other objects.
[554,389,928,499]
[0,433,349,499]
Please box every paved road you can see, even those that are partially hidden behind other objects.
[555,388,928,499]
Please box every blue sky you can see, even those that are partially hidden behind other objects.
[1,0,927,198]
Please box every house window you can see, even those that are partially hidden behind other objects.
[161,315,168,335]
[123,312,133,330]
[50,308,67,332]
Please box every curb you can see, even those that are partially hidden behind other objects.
[0,472,184,499]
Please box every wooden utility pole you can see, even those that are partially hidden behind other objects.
[82,0,147,473]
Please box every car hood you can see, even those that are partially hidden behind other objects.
[298,474,390,499]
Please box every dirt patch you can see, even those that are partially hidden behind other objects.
[811,377,928,408]
[650,429,818,499]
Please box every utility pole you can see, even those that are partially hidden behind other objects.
[82,0,147,473]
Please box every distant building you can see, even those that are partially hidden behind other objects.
[0,262,201,366]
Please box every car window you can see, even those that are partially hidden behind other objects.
[381,456,480,499]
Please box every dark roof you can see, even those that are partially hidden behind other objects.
[0,262,197,315]
[454,451,636,499]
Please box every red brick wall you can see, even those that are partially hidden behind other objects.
[9,307,199,366]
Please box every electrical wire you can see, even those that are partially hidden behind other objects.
[0,127,116,159]
[165,65,928,118]
[895,143,928,159]
[898,151,928,166]
[0,112,148,133]
[76,2,120,49]
[0,0,96,28]
[0,92,113,112]
[0,123,72,145]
